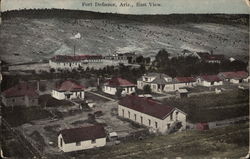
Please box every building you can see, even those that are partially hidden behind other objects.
[102,77,136,95]
[164,77,196,92]
[103,53,128,63]
[49,55,103,70]
[118,95,187,134]
[196,75,223,87]
[218,71,249,84]
[1,83,39,107]
[52,80,85,100]
[196,52,224,63]
[137,73,172,94]
[58,125,106,152]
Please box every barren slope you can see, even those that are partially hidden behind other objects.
[0,14,248,64]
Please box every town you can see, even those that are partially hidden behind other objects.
[0,48,249,158]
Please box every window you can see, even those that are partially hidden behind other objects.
[76,141,81,146]
[176,112,179,120]
[140,116,143,124]
[167,124,170,129]
[170,113,173,120]
[128,111,130,118]
[134,114,137,121]
[91,139,96,144]
[155,122,158,128]
[60,138,63,147]
[148,119,151,126]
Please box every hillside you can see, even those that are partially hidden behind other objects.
[0,9,249,64]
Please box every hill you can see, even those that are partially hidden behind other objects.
[0,9,249,64]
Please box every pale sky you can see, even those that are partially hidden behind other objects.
[1,0,250,14]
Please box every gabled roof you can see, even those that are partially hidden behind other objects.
[56,81,85,92]
[51,55,102,62]
[2,83,38,98]
[60,125,106,144]
[119,95,176,120]
[174,77,196,83]
[198,75,222,82]
[196,52,224,61]
[218,71,248,80]
[106,77,135,87]
[144,73,170,78]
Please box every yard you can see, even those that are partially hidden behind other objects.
[162,90,249,122]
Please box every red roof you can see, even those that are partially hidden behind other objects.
[199,75,222,82]
[60,125,106,144]
[51,55,102,62]
[106,77,135,87]
[119,95,175,120]
[2,83,38,98]
[219,71,248,79]
[174,77,196,83]
[197,52,224,61]
[56,81,85,92]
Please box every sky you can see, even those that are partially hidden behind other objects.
[1,0,250,14]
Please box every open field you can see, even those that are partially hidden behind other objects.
[0,12,248,64]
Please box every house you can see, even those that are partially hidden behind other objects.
[218,71,249,84]
[196,75,223,87]
[103,53,128,63]
[196,52,224,63]
[58,125,106,152]
[164,77,196,92]
[1,83,39,107]
[52,80,85,100]
[176,89,189,98]
[49,55,103,70]
[118,95,187,134]
[137,73,172,94]
[102,77,136,95]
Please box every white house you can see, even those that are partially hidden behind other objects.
[118,95,187,134]
[102,77,136,95]
[196,52,225,64]
[49,55,103,70]
[196,75,223,87]
[52,80,85,100]
[164,77,197,92]
[218,71,248,84]
[58,125,106,152]
[137,73,172,94]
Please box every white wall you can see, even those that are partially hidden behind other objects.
[118,104,186,133]
[52,90,85,100]
[58,134,106,152]
[196,78,223,87]
[103,86,135,95]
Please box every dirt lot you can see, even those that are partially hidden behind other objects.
[16,91,142,156]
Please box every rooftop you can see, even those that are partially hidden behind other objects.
[56,80,85,92]
[60,125,106,144]
[218,71,248,80]
[119,95,176,120]
[2,83,38,98]
[51,55,103,62]
[106,77,135,87]
[199,75,222,82]
[174,77,196,83]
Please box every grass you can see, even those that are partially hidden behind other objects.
[162,90,249,122]
[66,122,249,159]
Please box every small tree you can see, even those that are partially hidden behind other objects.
[143,85,152,94]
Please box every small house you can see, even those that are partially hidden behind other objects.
[196,75,223,87]
[102,77,136,95]
[52,80,85,100]
[176,89,188,98]
[164,77,196,92]
[218,71,248,84]
[1,83,39,107]
[58,125,106,152]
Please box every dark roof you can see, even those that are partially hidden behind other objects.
[51,55,102,62]
[174,77,196,83]
[199,75,222,82]
[152,77,169,84]
[2,83,38,98]
[60,125,106,144]
[218,71,248,80]
[119,95,175,120]
[56,81,85,92]
[106,77,135,87]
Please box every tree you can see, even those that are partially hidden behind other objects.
[155,49,169,65]
[143,85,152,94]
